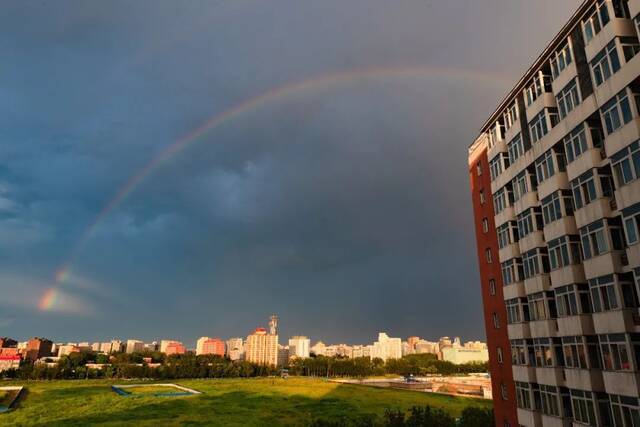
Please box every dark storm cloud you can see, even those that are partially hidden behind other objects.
[0,1,580,344]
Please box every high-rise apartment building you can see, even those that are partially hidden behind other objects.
[288,336,311,359]
[196,337,225,356]
[469,1,640,425]
[24,337,53,362]
[370,332,402,362]
[226,337,244,361]
[245,327,278,366]
[125,339,144,354]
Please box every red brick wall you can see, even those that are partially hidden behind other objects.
[469,150,518,427]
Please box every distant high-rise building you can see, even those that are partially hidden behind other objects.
[196,337,225,356]
[407,336,420,350]
[269,314,278,335]
[125,340,144,354]
[277,345,289,366]
[165,342,186,356]
[24,338,53,362]
[245,328,278,366]
[287,336,310,359]
[370,333,401,362]
[414,340,437,355]
[226,338,244,361]
[310,341,326,356]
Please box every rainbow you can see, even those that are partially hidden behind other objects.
[42,65,508,310]
[39,288,58,311]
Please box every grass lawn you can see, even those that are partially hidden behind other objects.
[1,377,492,426]
[115,385,191,395]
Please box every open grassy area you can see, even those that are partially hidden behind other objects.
[116,385,191,395]
[1,377,491,426]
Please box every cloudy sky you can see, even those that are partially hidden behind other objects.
[0,1,579,346]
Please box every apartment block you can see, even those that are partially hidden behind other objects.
[469,1,640,425]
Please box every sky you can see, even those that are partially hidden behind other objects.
[0,0,580,346]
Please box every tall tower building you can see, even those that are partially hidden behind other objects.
[269,314,278,335]
[245,328,278,366]
[469,1,640,425]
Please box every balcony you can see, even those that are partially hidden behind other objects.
[583,250,626,280]
[551,61,579,96]
[503,281,526,300]
[519,230,545,253]
[593,308,640,334]
[540,414,572,427]
[494,206,516,229]
[603,371,640,397]
[543,216,578,242]
[517,408,542,427]
[538,172,570,201]
[499,242,521,264]
[529,319,559,338]
[564,368,605,392]
[526,92,556,121]
[505,120,522,146]
[616,179,640,211]
[550,264,586,288]
[630,0,640,18]
[627,243,640,271]
[508,322,531,339]
[487,138,507,163]
[513,365,537,383]
[566,147,605,182]
[574,198,615,229]
[584,15,636,62]
[595,53,640,114]
[536,366,565,387]
[557,314,595,336]
[525,274,552,294]
[604,115,640,159]
[514,191,540,216]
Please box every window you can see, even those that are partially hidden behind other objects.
[522,249,550,280]
[601,90,633,135]
[557,78,581,119]
[539,384,561,417]
[485,248,493,264]
[550,40,573,79]
[612,0,631,18]
[542,190,574,226]
[501,258,524,285]
[622,202,640,245]
[529,109,558,143]
[517,207,543,239]
[497,347,504,364]
[489,153,509,181]
[556,284,591,317]
[563,336,601,369]
[479,189,486,205]
[476,162,483,176]
[506,298,528,324]
[507,133,525,164]
[504,102,519,131]
[511,339,534,366]
[535,148,566,183]
[489,279,496,296]
[482,218,489,233]
[612,140,640,187]
[599,333,639,371]
[493,312,500,329]
[590,274,619,312]
[570,389,598,426]
[620,36,640,61]
[582,0,610,44]
[548,235,582,271]
[493,185,514,214]
[488,123,504,148]
[513,171,537,202]
[524,72,552,106]
[571,170,601,210]
[564,124,603,163]
[497,221,518,249]
[516,382,532,409]
[591,40,621,87]
[580,218,625,260]
[500,382,508,400]
[610,394,640,427]
[528,291,555,321]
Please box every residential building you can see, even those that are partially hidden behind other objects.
[125,339,144,354]
[0,355,21,372]
[370,333,402,362]
[415,340,438,355]
[24,337,53,362]
[226,338,244,361]
[58,345,80,357]
[196,337,225,356]
[165,342,186,356]
[277,344,289,366]
[351,345,372,358]
[288,336,310,359]
[325,344,352,358]
[441,345,490,365]
[407,336,420,350]
[469,1,640,425]
[310,341,326,356]
[0,337,17,349]
[245,327,278,366]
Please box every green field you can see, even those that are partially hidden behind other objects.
[0,377,491,426]
[116,385,191,395]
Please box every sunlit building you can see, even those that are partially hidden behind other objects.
[288,336,310,359]
[370,332,401,362]
[226,338,244,361]
[165,342,186,356]
[469,0,640,425]
[24,337,53,362]
[245,328,278,366]
[125,339,144,354]
[310,341,326,356]
[196,337,225,356]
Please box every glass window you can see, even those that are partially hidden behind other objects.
[489,152,510,181]
[493,185,514,214]
[504,102,519,132]
[517,207,543,239]
[529,108,558,143]
[497,221,519,249]
[542,190,574,225]
[591,40,621,87]
[507,133,525,164]
[610,394,640,427]
[582,0,610,44]
[601,90,634,135]
[548,235,582,271]
[556,284,591,317]
[550,40,573,80]
[557,78,581,119]
[612,140,640,187]
[502,258,524,285]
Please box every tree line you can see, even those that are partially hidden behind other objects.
[2,351,487,380]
